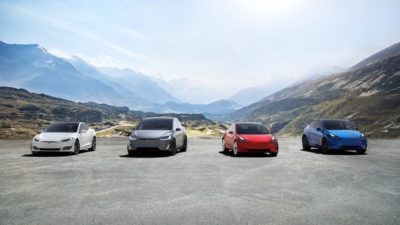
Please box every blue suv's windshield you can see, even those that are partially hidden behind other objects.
[323,120,354,130]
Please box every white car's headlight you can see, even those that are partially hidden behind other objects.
[61,138,72,142]
[160,135,172,140]
[33,138,40,142]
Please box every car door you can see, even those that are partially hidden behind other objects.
[174,119,184,148]
[225,124,235,149]
[79,123,90,148]
[308,121,319,146]
[311,120,324,147]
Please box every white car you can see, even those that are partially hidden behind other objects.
[31,122,96,155]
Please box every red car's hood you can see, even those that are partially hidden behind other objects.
[238,134,274,142]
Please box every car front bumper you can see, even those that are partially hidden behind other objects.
[328,138,367,150]
[127,139,173,152]
[31,141,74,153]
[237,141,279,153]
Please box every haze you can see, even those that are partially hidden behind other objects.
[0,0,399,103]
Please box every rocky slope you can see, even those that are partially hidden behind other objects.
[226,42,400,138]
[0,87,227,139]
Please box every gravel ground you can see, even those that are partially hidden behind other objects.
[0,138,399,225]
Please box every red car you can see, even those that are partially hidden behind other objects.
[222,122,279,157]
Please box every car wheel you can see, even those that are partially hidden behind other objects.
[128,151,135,157]
[357,149,366,154]
[181,136,187,152]
[321,138,329,154]
[222,139,229,153]
[232,142,239,157]
[270,152,278,157]
[169,141,177,156]
[302,135,311,151]
[89,137,96,151]
[73,140,80,155]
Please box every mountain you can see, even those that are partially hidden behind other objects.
[351,42,400,70]
[229,66,345,106]
[0,86,226,139]
[160,99,241,114]
[226,42,400,138]
[0,41,154,111]
[99,67,180,104]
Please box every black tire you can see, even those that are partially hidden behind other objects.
[128,151,135,157]
[356,149,366,154]
[321,138,329,154]
[270,152,278,157]
[181,136,187,152]
[73,140,80,155]
[302,135,311,151]
[169,140,177,156]
[89,137,96,151]
[222,139,229,153]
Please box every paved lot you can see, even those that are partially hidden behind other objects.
[0,138,399,225]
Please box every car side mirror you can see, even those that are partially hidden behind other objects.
[176,128,181,131]
[316,128,322,132]
[228,131,234,134]
[38,128,44,133]
[355,128,359,131]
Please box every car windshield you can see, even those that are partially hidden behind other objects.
[236,123,269,134]
[136,119,173,130]
[323,120,354,130]
[45,123,79,133]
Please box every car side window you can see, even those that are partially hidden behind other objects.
[173,119,179,130]
[310,120,321,129]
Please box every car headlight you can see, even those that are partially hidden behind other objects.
[160,135,172,140]
[129,135,137,140]
[360,133,365,137]
[271,136,277,142]
[61,138,72,142]
[238,136,247,142]
[328,133,337,138]
[33,138,40,142]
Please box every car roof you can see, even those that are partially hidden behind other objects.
[235,122,263,125]
[143,117,175,120]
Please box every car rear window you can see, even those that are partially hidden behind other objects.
[137,119,173,130]
[45,123,79,133]
[236,124,269,134]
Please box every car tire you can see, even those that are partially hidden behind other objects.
[181,136,187,152]
[169,140,177,156]
[222,139,229,153]
[232,142,239,157]
[270,152,278,157]
[321,138,329,154]
[128,151,135,157]
[89,137,96,151]
[302,135,311,151]
[73,140,80,155]
[357,149,366,154]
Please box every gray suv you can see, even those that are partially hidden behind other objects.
[127,117,188,156]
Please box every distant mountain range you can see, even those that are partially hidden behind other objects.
[225,41,400,137]
[0,86,226,139]
[0,41,241,114]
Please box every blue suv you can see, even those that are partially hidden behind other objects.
[302,119,367,154]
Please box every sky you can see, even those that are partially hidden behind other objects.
[0,0,400,103]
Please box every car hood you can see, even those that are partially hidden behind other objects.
[327,130,362,139]
[239,134,274,142]
[134,130,173,139]
[37,132,76,141]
